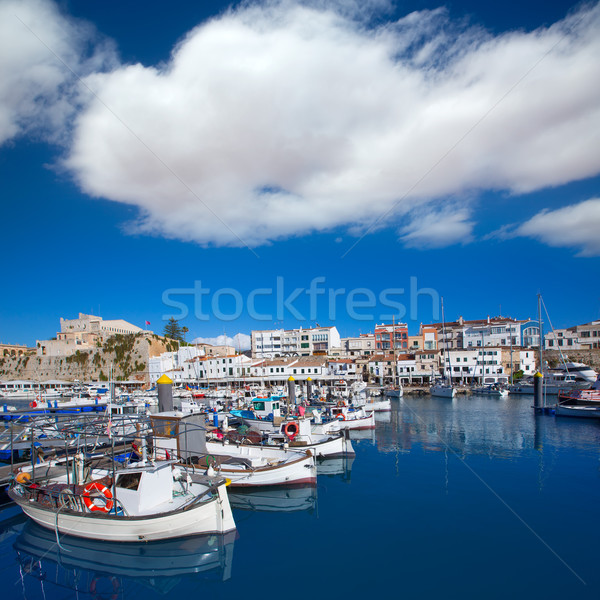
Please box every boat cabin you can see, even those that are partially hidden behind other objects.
[113,461,175,514]
[251,398,281,419]
[150,411,208,461]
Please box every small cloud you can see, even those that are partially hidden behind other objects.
[399,206,474,248]
[515,198,600,256]
[192,333,251,350]
[335,236,343,243]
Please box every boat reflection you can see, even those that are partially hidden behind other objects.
[317,456,354,482]
[348,428,376,443]
[375,395,600,458]
[228,484,317,512]
[14,520,236,595]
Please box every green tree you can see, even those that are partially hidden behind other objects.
[181,326,189,342]
[163,317,183,341]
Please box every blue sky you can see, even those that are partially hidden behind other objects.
[1,0,599,347]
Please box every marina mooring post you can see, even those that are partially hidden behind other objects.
[288,376,296,407]
[306,377,312,402]
[157,374,174,412]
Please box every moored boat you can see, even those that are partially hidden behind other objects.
[8,435,236,541]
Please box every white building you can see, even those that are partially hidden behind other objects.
[252,326,341,358]
[444,348,507,384]
[149,346,253,384]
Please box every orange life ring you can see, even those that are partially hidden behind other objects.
[90,576,120,600]
[337,412,345,420]
[283,421,299,440]
[83,481,114,513]
[29,401,37,408]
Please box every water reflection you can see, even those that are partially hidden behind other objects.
[13,520,235,596]
[376,395,600,458]
[317,456,354,481]
[229,484,317,513]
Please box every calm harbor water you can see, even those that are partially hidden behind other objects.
[1,394,599,600]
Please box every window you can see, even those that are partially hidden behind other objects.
[117,472,142,490]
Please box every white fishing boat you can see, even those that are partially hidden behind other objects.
[327,405,375,430]
[471,384,508,398]
[363,396,392,410]
[554,404,600,419]
[430,382,456,398]
[9,436,236,541]
[229,397,284,433]
[150,412,317,487]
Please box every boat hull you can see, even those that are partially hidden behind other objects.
[554,405,600,419]
[430,385,456,398]
[9,485,235,542]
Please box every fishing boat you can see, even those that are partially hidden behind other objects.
[150,411,318,487]
[554,376,600,418]
[430,381,456,398]
[327,405,375,430]
[471,384,509,398]
[8,432,236,541]
[554,404,600,418]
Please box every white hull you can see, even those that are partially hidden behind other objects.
[430,385,456,398]
[335,412,375,430]
[208,434,353,461]
[200,445,316,487]
[11,485,235,542]
[554,404,600,419]
[472,387,508,398]
[364,399,392,411]
[384,389,403,399]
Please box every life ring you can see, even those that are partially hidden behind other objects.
[29,401,37,409]
[90,576,120,600]
[283,421,299,440]
[336,401,344,408]
[83,481,114,513]
[337,412,345,420]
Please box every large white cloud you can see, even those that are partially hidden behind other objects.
[0,0,116,145]
[4,0,600,250]
[515,198,600,257]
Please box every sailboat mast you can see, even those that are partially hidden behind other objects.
[441,297,452,384]
[537,294,544,406]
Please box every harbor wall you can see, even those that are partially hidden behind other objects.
[543,349,600,371]
[0,333,175,383]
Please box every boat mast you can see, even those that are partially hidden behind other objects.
[537,294,544,406]
[441,297,452,386]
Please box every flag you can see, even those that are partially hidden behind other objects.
[145,320,151,325]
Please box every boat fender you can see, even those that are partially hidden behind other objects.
[90,576,120,600]
[15,471,31,485]
[83,481,114,513]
